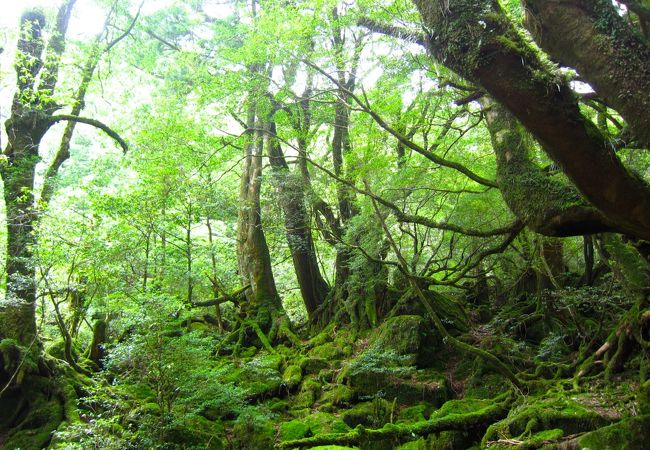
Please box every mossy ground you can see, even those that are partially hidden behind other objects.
[6,304,647,450]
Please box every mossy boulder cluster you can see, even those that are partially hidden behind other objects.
[4,311,649,449]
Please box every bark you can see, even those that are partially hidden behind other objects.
[267,123,329,319]
[1,8,68,345]
[412,0,650,241]
[523,0,650,147]
[89,317,107,369]
[583,235,595,285]
[329,9,363,307]
[237,103,283,332]
[482,98,617,237]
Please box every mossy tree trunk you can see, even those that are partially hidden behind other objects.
[523,0,650,147]
[330,7,362,312]
[0,4,76,349]
[482,98,618,237]
[237,100,284,333]
[267,122,330,320]
[412,0,650,240]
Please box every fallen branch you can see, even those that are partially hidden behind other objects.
[190,284,250,308]
[278,394,512,449]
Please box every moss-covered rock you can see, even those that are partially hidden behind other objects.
[222,353,283,400]
[280,418,312,441]
[302,411,350,435]
[294,389,316,409]
[577,416,650,449]
[300,356,330,374]
[397,403,429,423]
[369,315,424,364]
[321,384,354,407]
[269,398,289,413]
[309,342,344,361]
[343,361,449,406]
[342,399,394,428]
[283,364,303,389]
[481,395,616,447]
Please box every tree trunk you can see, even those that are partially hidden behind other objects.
[237,106,283,332]
[523,0,650,147]
[1,9,61,347]
[267,123,329,320]
[413,0,650,240]
[482,98,617,237]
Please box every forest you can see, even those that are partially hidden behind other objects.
[0,0,649,448]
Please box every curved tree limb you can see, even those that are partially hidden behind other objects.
[190,285,250,308]
[523,0,650,147]
[413,0,650,240]
[49,115,128,153]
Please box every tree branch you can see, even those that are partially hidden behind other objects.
[190,284,250,308]
[49,115,128,152]
[304,60,498,188]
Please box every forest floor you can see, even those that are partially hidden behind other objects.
[3,290,650,449]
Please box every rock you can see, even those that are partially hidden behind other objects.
[369,315,424,364]
[280,419,311,441]
[309,343,344,361]
[321,384,354,407]
[300,357,329,374]
[342,399,393,428]
[577,416,650,450]
[283,364,303,390]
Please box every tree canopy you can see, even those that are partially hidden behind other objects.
[0,1,649,449]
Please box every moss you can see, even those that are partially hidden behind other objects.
[222,354,283,400]
[283,364,303,389]
[395,438,427,449]
[281,411,351,445]
[163,414,226,449]
[4,396,64,450]
[397,404,429,424]
[240,346,257,357]
[280,419,311,441]
[321,384,354,407]
[639,380,650,415]
[577,416,650,449]
[465,372,511,399]
[370,315,423,363]
[269,398,289,413]
[343,361,449,406]
[309,343,344,361]
[310,447,359,450]
[481,396,614,447]
[118,382,157,401]
[310,324,336,346]
[232,415,275,450]
[318,368,336,384]
[342,399,393,429]
[501,428,563,448]
[294,388,316,409]
[300,356,330,374]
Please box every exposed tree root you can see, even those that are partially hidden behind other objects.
[278,393,513,449]
[575,305,650,384]
[368,189,525,390]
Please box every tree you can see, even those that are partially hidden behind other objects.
[410,0,650,241]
